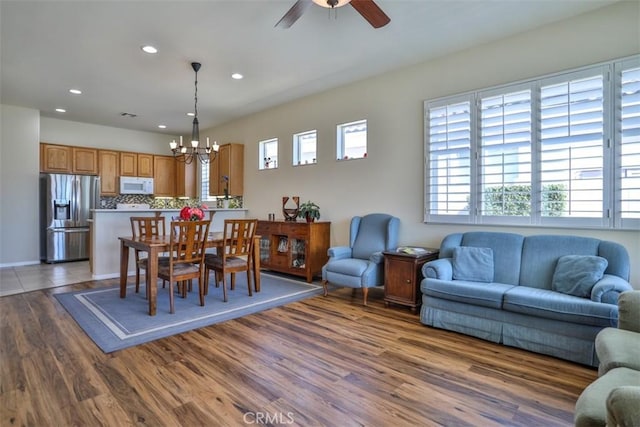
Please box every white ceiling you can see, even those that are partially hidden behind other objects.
[0,0,618,136]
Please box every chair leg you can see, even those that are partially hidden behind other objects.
[322,279,329,296]
[198,274,205,307]
[221,271,228,302]
[203,267,210,296]
[230,273,236,290]
[246,270,253,297]
[135,266,141,293]
[362,287,368,306]
[169,281,175,314]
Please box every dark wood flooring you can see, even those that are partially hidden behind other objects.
[0,279,596,426]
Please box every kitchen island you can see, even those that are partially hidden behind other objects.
[90,208,247,279]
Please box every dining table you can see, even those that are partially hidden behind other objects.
[118,232,261,316]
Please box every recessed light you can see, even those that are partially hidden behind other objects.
[141,45,158,54]
[231,73,243,80]
[55,108,66,113]
[158,125,166,129]
[187,112,195,117]
[69,89,82,95]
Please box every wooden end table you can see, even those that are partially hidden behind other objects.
[383,248,439,313]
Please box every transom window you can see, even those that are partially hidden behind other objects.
[293,130,317,166]
[424,55,639,230]
[337,119,367,160]
[259,138,278,170]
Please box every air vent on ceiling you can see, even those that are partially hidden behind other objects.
[120,112,137,118]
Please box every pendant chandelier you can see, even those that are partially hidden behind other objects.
[169,62,219,164]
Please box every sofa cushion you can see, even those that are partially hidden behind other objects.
[452,246,494,282]
[503,286,618,327]
[422,279,514,309]
[519,235,600,290]
[552,255,608,297]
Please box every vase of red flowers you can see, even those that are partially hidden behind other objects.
[179,203,208,221]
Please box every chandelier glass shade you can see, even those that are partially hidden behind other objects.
[312,0,351,7]
[170,62,219,164]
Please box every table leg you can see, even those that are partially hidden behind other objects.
[119,240,129,298]
[147,246,158,316]
[253,236,261,292]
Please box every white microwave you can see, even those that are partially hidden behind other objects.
[120,177,154,195]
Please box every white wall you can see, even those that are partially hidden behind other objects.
[0,113,177,267]
[40,117,174,154]
[205,2,640,287]
[0,105,40,266]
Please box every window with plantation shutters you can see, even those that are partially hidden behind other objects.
[425,98,472,222]
[617,62,640,229]
[424,54,639,230]
[539,69,607,227]
[478,87,532,223]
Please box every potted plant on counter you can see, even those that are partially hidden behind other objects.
[298,201,320,222]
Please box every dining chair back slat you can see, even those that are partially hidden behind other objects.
[204,219,258,302]
[129,214,166,294]
[158,219,211,313]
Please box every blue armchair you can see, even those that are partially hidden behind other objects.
[321,213,400,305]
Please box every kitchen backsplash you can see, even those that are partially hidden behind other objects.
[99,195,243,209]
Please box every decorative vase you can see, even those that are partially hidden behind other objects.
[305,214,315,223]
[222,199,230,209]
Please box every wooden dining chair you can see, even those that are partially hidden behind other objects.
[204,219,258,302]
[129,214,166,296]
[157,219,210,314]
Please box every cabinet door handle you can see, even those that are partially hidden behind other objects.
[405,279,411,284]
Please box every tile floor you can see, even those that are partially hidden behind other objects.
[0,261,92,297]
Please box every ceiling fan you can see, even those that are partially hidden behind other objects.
[275,0,390,29]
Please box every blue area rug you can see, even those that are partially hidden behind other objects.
[55,273,323,353]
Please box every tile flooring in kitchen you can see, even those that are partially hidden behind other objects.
[0,261,92,297]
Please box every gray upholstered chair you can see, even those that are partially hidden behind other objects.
[321,213,399,305]
[575,290,640,426]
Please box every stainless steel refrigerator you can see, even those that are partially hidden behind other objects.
[40,173,100,263]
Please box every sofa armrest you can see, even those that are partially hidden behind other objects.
[606,386,640,427]
[591,274,633,304]
[421,258,453,280]
[617,290,640,333]
[327,246,352,260]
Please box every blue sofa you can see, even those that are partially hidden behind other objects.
[420,232,632,366]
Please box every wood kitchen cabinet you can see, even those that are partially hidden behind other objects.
[41,143,72,173]
[209,143,243,197]
[41,143,97,175]
[98,150,119,196]
[120,152,153,177]
[175,159,196,197]
[72,147,98,175]
[137,153,153,177]
[383,249,439,312]
[257,220,330,283]
[153,155,176,197]
[120,152,138,176]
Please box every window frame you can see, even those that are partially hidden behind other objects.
[292,129,318,166]
[424,54,639,231]
[336,119,368,161]
[259,137,278,170]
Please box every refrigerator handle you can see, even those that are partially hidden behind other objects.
[73,177,79,223]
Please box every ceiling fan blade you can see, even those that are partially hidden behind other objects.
[350,0,390,28]
[275,0,313,29]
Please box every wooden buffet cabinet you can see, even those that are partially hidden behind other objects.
[256,220,330,283]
